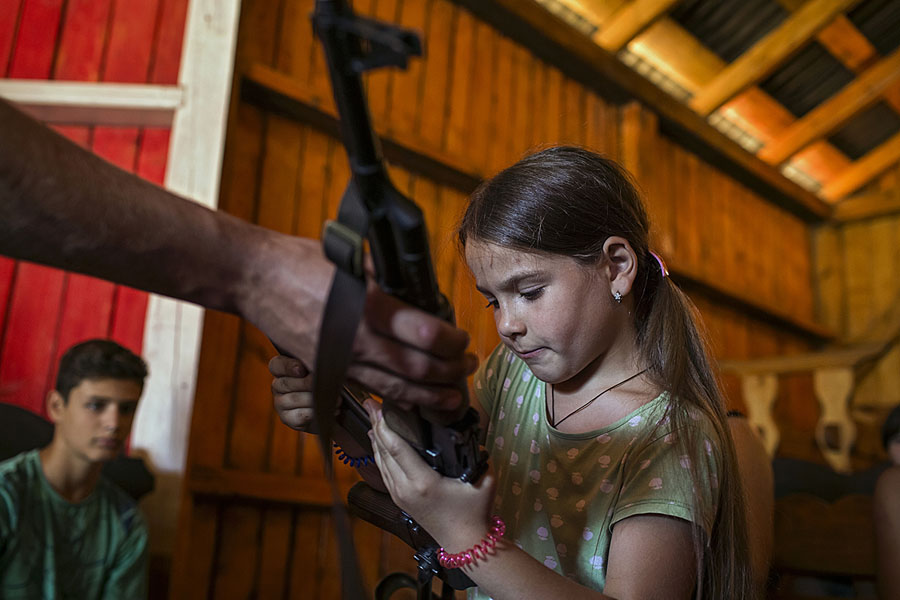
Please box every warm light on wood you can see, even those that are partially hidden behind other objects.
[759,47,900,165]
[594,0,680,52]
[690,0,861,116]
[831,188,900,222]
[821,131,900,200]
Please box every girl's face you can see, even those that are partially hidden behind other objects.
[465,239,629,388]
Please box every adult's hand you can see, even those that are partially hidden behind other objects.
[245,235,477,412]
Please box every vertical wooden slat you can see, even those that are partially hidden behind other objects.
[388,0,427,140]
[0,259,16,355]
[276,0,316,85]
[510,43,534,159]
[489,33,513,174]
[211,504,263,599]
[443,5,475,159]
[0,0,24,76]
[0,264,64,413]
[529,59,548,149]
[256,508,293,599]
[561,77,585,146]
[286,512,323,598]
[150,0,190,84]
[365,0,400,127]
[53,0,112,81]
[419,0,453,152]
[7,0,64,78]
[104,0,159,82]
[543,65,563,144]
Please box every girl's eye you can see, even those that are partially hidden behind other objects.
[484,299,498,309]
[521,288,544,301]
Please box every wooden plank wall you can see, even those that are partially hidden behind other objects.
[0,0,188,414]
[171,0,822,597]
[814,163,900,465]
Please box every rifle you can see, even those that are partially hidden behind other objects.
[309,1,489,597]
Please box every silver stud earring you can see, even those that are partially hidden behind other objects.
[613,291,622,303]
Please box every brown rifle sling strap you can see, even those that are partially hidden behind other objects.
[313,182,369,600]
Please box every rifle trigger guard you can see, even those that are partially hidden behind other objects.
[323,220,364,279]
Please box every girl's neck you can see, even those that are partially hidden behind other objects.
[554,322,644,398]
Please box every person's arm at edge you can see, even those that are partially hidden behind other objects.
[874,466,900,600]
[0,99,475,409]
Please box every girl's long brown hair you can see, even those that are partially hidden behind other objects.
[458,146,753,599]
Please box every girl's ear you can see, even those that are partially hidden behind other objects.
[602,236,638,297]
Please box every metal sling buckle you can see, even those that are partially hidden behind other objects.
[323,219,364,279]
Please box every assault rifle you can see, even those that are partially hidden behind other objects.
[309,0,488,598]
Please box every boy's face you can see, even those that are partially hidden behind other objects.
[48,378,142,464]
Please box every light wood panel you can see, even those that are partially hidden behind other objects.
[594,0,679,52]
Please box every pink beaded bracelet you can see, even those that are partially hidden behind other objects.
[437,516,506,569]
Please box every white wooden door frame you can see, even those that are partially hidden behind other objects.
[0,0,243,557]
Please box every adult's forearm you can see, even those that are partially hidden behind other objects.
[0,99,267,314]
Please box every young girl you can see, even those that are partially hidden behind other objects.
[272,146,752,599]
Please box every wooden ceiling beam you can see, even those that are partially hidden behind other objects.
[758,47,900,165]
[594,0,680,52]
[820,131,900,201]
[689,0,861,117]
[630,18,851,182]
[831,188,900,222]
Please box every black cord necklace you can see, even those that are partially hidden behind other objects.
[550,368,648,428]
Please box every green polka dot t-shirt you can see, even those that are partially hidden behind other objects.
[470,345,722,597]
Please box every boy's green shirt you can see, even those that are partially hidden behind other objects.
[0,449,148,600]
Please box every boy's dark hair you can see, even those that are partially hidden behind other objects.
[882,404,900,450]
[55,339,148,402]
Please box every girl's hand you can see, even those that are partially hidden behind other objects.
[270,355,321,433]
[365,400,497,552]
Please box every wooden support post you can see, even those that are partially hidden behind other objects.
[741,373,780,457]
[812,367,856,473]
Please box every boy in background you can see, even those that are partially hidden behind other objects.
[0,339,149,599]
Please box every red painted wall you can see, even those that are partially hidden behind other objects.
[0,0,189,415]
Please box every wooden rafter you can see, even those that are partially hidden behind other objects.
[628,18,851,181]
[689,0,861,116]
[758,47,900,166]
[820,131,900,201]
[594,0,680,52]
[831,188,900,222]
